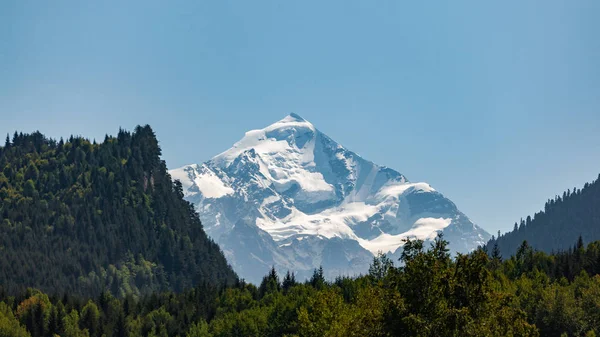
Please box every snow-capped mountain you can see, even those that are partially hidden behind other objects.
[170,114,490,283]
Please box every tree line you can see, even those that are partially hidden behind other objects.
[487,173,600,258]
[1,235,600,336]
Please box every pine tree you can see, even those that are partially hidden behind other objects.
[369,253,394,281]
[282,271,297,292]
[81,300,100,337]
[310,266,326,290]
[259,266,280,297]
[432,232,450,262]
[577,235,585,251]
[47,307,59,336]
[492,242,502,261]
[113,311,127,337]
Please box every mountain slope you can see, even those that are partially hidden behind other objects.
[171,114,490,282]
[0,126,237,296]
[487,173,600,258]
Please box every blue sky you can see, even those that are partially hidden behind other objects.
[1,0,599,234]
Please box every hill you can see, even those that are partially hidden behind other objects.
[0,126,237,297]
[487,173,600,258]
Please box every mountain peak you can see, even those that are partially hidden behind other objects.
[210,113,317,167]
[171,114,490,282]
[283,112,306,123]
[274,113,314,129]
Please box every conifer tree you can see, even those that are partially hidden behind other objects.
[282,271,297,292]
[492,242,502,262]
[310,266,326,290]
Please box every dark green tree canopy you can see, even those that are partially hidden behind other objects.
[0,126,237,297]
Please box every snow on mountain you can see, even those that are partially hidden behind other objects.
[170,113,490,283]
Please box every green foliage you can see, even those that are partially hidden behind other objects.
[16,290,51,337]
[0,127,236,297]
[0,302,30,337]
[186,320,210,337]
[259,267,281,298]
[80,301,100,337]
[141,307,173,337]
[62,310,90,337]
[309,266,326,290]
[282,271,298,293]
[297,288,350,336]
[368,252,393,282]
[1,128,600,337]
[0,237,600,336]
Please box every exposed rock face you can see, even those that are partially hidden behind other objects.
[171,114,490,283]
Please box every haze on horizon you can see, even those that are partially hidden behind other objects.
[1,0,599,235]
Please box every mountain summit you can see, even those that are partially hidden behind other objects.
[171,114,490,283]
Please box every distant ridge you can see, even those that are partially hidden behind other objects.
[487,173,600,258]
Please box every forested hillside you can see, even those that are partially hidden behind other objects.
[0,126,237,297]
[3,126,600,336]
[487,173,600,258]
[2,236,600,336]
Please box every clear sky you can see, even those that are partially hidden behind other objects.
[1,1,599,235]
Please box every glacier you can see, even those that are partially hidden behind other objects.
[170,113,490,283]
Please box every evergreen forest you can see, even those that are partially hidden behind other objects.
[487,174,600,259]
[0,127,237,297]
[1,236,600,336]
[1,127,600,336]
